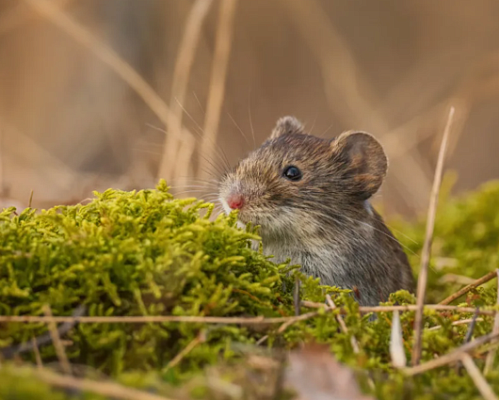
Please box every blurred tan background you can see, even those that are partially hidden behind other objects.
[1,0,498,216]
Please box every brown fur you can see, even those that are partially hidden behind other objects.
[219,116,414,306]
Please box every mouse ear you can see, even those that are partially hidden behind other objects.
[331,131,388,199]
[270,116,304,139]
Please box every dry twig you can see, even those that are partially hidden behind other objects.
[412,106,455,366]
[0,314,300,324]
[302,301,496,317]
[405,331,499,376]
[428,318,484,332]
[439,270,498,306]
[1,303,497,326]
[461,353,499,400]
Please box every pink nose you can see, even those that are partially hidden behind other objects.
[227,193,245,210]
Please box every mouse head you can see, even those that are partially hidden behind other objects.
[218,116,388,239]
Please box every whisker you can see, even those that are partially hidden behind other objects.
[173,97,205,136]
[320,122,335,138]
[307,114,318,135]
[192,91,205,114]
[174,98,232,172]
[247,90,256,148]
[227,111,250,147]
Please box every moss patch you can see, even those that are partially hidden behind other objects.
[0,179,498,399]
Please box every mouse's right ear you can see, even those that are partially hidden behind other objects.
[331,131,388,199]
[270,116,304,139]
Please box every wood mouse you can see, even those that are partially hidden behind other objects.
[219,116,414,306]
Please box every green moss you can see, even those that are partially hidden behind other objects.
[0,179,498,399]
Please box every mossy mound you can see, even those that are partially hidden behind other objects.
[0,179,498,400]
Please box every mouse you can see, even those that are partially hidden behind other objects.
[218,116,414,307]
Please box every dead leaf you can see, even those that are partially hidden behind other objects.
[284,344,375,400]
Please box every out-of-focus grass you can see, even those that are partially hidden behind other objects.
[0,1,499,214]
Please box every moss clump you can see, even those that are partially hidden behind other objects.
[0,179,498,399]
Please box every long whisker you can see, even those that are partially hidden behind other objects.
[247,90,256,148]
[226,111,250,147]
[192,91,205,114]
[307,114,318,135]
[173,99,231,173]
[319,122,335,138]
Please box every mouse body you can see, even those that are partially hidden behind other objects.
[219,116,414,306]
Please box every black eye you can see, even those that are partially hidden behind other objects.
[283,165,302,181]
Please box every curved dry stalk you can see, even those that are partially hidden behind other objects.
[24,0,193,145]
[164,330,206,371]
[461,354,498,400]
[439,270,498,306]
[199,0,239,180]
[159,0,214,185]
[326,294,360,354]
[412,107,455,366]
[405,331,499,376]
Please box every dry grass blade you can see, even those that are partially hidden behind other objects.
[405,331,499,376]
[164,330,206,371]
[28,190,34,208]
[390,310,406,368]
[24,0,193,145]
[22,367,177,400]
[159,0,214,184]
[484,269,499,375]
[412,106,455,366]
[428,317,484,332]
[439,270,498,305]
[326,294,359,354]
[461,353,499,400]
[301,301,497,317]
[276,311,320,334]
[42,305,71,375]
[31,336,43,369]
[199,0,238,180]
